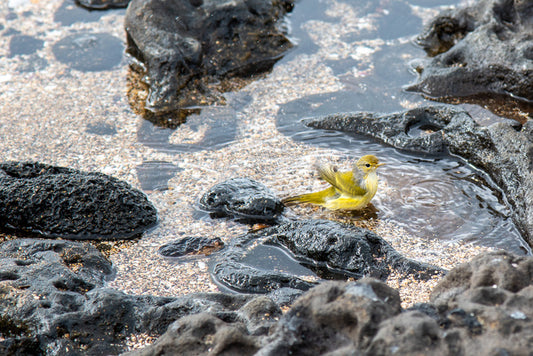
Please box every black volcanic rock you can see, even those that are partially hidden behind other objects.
[427,251,533,355]
[159,236,224,258]
[0,238,268,355]
[132,251,533,355]
[304,105,533,244]
[0,162,157,240]
[75,0,130,9]
[199,178,284,223]
[5,239,533,355]
[209,219,443,293]
[125,0,294,113]
[408,0,533,102]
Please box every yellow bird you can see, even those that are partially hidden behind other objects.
[283,155,385,211]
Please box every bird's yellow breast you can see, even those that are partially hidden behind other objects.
[363,171,378,199]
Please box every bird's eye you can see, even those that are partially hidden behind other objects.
[365,163,371,167]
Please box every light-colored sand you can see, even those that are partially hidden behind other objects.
[0,0,519,351]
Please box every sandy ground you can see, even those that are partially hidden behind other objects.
[1,0,521,350]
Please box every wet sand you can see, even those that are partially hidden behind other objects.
[0,2,522,350]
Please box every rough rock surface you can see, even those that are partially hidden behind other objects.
[131,251,533,355]
[0,162,157,240]
[0,238,267,355]
[125,0,294,113]
[159,236,224,258]
[75,0,130,9]
[305,105,533,245]
[408,0,533,101]
[425,251,533,355]
[199,178,284,223]
[209,219,443,293]
[4,238,533,355]
[127,279,401,356]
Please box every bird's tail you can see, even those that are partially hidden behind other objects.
[282,193,316,205]
[282,187,335,206]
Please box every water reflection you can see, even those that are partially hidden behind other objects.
[278,122,530,255]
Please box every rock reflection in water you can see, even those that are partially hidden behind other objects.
[277,119,529,255]
[376,156,528,254]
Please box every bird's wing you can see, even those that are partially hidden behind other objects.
[318,165,367,197]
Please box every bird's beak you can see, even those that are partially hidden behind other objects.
[377,163,386,167]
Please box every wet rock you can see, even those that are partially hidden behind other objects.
[0,238,272,355]
[52,33,124,72]
[75,0,130,9]
[209,219,443,293]
[408,0,533,102]
[159,236,224,258]
[305,105,481,155]
[305,105,533,244]
[124,0,294,113]
[199,178,284,223]
[210,245,317,294]
[0,162,157,240]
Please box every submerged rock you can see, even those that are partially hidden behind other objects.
[305,105,533,245]
[124,0,294,113]
[159,236,224,258]
[408,0,533,102]
[75,0,131,9]
[0,238,269,355]
[209,219,443,293]
[0,162,157,240]
[199,178,284,223]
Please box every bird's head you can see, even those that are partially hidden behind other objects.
[355,155,385,173]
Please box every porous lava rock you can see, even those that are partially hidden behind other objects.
[5,240,533,355]
[125,0,294,113]
[425,251,533,355]
[126,295,283,356]
[209,219,443,293]
[408,0,533,101]
[0,238,273,355]
[126,279,401,356]
[130,251,533,355]
[0,162,157,240]
[305,105,533,245]
[199,177,284,223]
